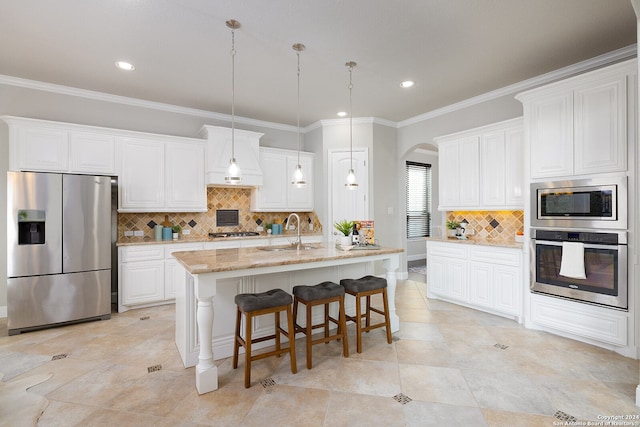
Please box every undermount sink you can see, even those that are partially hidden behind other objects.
[259,245,317,252]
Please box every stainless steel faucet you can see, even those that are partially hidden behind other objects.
[286,213,302,249]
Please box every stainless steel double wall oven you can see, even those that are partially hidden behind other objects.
[530,176,628,310]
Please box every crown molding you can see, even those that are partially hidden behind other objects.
[398,44,637,128]
[0,74,299,133]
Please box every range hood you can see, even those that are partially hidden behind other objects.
[200,125,264,187]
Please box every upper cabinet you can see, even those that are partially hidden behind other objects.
[2,116,117,175]
[119,136,206,212]
[251,147,314,212]
[200,125,264,187]
[436,117,523,211]
[1,116,206,213]
[516,59,635,179]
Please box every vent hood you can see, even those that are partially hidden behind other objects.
[200,125,264,187]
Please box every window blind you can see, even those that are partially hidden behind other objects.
[406,161,432,238]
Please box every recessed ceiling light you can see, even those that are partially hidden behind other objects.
[400,80,415,88]
[115,61,135,71]
[337,111,347,117]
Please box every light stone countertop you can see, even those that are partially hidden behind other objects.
[425,235,524,250]
[172,243,404,275]
[116,231,324,246]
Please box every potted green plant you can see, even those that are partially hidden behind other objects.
[265,223,273,235]
[172,224,182,240]
[445,220,460,237]
[334,219,354,246]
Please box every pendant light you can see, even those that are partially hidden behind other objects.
[345,61,358,189]
[225,19,242,185]
[291,43,307,188]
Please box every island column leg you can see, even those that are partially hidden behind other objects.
[383,253,400,333]
[194,275,218,394]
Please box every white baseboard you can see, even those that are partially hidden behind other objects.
[0,305,6,319]
[397,271,409,280]
[407,254,426,262]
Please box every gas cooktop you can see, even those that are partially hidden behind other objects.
[208,231,260,238]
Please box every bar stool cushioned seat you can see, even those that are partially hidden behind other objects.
[293,281,349,369]
[340,275,392,353]
[233,288,297,388]
[235,288,293,312]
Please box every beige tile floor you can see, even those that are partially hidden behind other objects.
[1,276,639,426]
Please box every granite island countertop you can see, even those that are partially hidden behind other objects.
[172,243,404,275]
[425,236,524,250]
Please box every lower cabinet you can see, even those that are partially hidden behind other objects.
[427,241,523,320]
[118,242,204,312]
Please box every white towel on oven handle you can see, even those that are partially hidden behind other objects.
[559,241,587,279]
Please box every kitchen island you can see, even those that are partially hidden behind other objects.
[172,243,403,394]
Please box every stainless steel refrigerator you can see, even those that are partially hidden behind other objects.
[7,172,112,335]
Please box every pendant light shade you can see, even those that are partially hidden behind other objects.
[225,19,242,185]
[345,61,358,190]
[291,43,307,188]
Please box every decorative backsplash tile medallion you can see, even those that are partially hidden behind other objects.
[118,187,323,242]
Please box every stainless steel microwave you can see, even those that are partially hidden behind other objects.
[531,176,627,230]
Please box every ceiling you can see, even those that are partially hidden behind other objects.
[0,1,636,127]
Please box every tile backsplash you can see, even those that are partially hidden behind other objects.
[118,187,323,241]
[446,210,524,241]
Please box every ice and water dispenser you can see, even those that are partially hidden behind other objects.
[17,209,46,245]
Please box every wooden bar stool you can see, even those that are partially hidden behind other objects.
[292,281,349,369]
[233,288,297,388]
[340,275,392,353]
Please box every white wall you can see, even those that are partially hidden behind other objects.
[372,123,399,251]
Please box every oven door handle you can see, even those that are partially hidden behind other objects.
[533,240,622,250]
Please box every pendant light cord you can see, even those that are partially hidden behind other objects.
[296,49,301,166]
[348,64,354,171]
[230,26,236,161]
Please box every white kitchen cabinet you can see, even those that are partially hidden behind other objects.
[426,243,468,303]
[69,131,117,175]
[251,147,314,212]
[427,240,522,320]
[119,245,165,310]
[481,122,524,208]
[524,91,574,178]
[436,117,523,210]
[165,140,206,211]
[574,76,627,175]
[480,131,506,207]
[458,137,480,206]
[504,127,524,206]
[517,59,634,179]
[119,136,206,212]
[120,137,165,210]
[2,116,117,175]
[121,259,165,306]
[251,148,287,209]
[200,125,264,187]
[437,142,460,208]
[436,136,479,209]
[119,242,204,312]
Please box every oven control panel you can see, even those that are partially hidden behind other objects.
[532,229,624,245]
